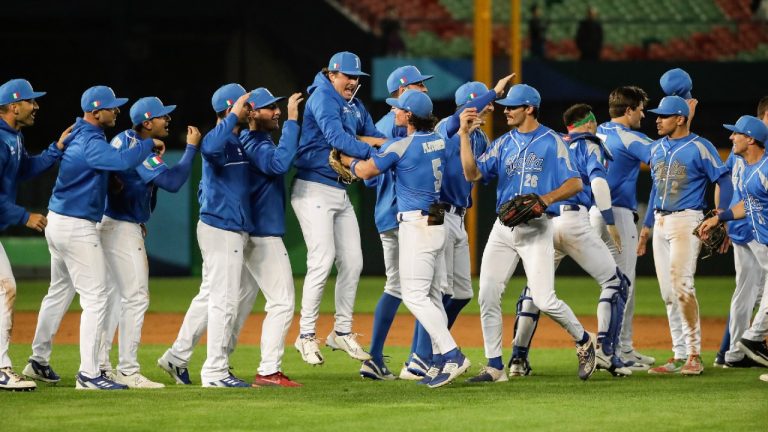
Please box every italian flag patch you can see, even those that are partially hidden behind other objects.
[143,155,163,170]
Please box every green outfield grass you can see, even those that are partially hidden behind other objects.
[1,344,765,431]
[14,275,736,317]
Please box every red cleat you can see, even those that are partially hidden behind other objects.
[251,371,302,388]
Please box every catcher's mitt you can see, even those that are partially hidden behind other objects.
[498,193,547,227]
[693,210,727,259]
[328,148,358,184]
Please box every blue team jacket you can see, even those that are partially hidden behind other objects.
[241,120,300,237]
[48,118,155,222]
[0,119,62,230]
[294,72,384,188]
[199,113,253,233]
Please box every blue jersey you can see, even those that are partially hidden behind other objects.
[366,111,405,233]
[596,122,652,210]
[104,130,169,224]
[48,118,155,222]
[198,113,253,233]
[648,133,727,211]
[476,124,579,213]
[735,153,768,245]
[549,132,610,215]
[0,119,62,230]
[725,151,754,245]
[241,120,300,237]
[436,117,489,209]
[294,72,384,189]
[373,131,446,213]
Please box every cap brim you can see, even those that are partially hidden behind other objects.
[253,96,286,109]
[385,97,401,109]
[30,91,46,99]
[160,105,177,116]
[101,97,129,109]
[648,108,674,115]
[417,74,434,82]
[336,70,369,77]
[495,97,524,107]
[722,124,739,133]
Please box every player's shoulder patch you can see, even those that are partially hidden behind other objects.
[142,154,165,170]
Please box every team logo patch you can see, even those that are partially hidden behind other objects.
[143,112,152,119]
[11,92,20,100]
[399,77,408,85]
[466,92,477,102]
[110,135,123,149]
[225,99,233,107]
[92,100,101,108]
[143,155,163,170]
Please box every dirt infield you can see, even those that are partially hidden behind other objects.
[12,312,728,351]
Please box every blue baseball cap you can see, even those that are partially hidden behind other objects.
[129,97,176,126]
[496,84,541,108]
[0,79,46,105]
[723,115,768,144]
[455,81,489,107]
[247,87,285,109]
[328,51,369,76]
[648,96,690,117]
[660,68,693,99]
[386,66,433,93]
[386,89,433,118]
[211,83,247,112]
[80,86,128,112]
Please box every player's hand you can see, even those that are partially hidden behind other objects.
[339,152,354,167]
[25,213,47,232]
[493,73,516,97]
[637,226,651,256]
[459,108,478,135]
[186,126,201,147]
[287,93,304,121]
[696,215,721,240]
[230,92,252,120]
[718,235,731,254]
[358,136,387,148]
[56,124,74,150]
[686,98,698,127]
[607,224,623,254]
[152,139,166,156]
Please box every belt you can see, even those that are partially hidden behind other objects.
[560,204,582,212]
[655,209,685,216]
[397,209,444,226]
[438,202,466,217]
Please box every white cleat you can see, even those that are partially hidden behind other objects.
[295,335,324,365]
[326,332,372,361]
[0,367,37,391]
[112,371,166,389]
[621,349,656,366]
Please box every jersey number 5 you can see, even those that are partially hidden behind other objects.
[432,158,443,192]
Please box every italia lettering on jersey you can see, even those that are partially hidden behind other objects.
[648,133,726,211]
[476,125,578,213]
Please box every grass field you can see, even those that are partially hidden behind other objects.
[3,276,765,431]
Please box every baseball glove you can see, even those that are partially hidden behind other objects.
[693,210,727,259]
[498,193,547,227]
[328,148,358,184]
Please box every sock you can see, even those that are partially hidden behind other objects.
[511,345,529,360]
[414,322,433,363]
[369,293,402,360]
[577,331,589,346]
[717,317,731,358]
[445,298,470,329]
[299,333,315,339]
[335,331,350,336]
[488,356,504,370]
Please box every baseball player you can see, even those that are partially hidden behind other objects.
[638,95,732,376]
[460,84,597,382]
[0,79,69,391]
[500,104,631,379]
[363,65,433,380]
[588,86,656,370]
[345,90,471,388]
[291,51,384,365]
[25,85,158,390]
[96,97,201,388]
[698,115,768,370]
[402,77,515,380]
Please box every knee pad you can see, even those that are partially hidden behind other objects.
[598,269,628,355]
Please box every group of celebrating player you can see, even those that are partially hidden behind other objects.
[1,50,767,391]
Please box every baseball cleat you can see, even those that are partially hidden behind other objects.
[398,365,424,381]
[723,356,764,368]
[713,352,726,368]
[428,351,471,388]
[620,349,656,366]
[466,365,507,383]
[113,371,165,388]
[760,374,768,382]
[0,367,36,391]
[22,359,60,384]
[404,353,429,378]
[736,338,768,368]
[680,354,704,376]
[508,357,532,377]
[295,335,324,365]
[648,357,685,374]
[416,364,441,386]
[202,373,250,388]
[157,356,192,384]
[326,332,372,361]
[75,372,129,390]
[596,347,632,377]
[252,371,302,387]
[576,332,597,380]
[360,358,396,381]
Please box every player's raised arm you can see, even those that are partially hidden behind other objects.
[458,108,483,182]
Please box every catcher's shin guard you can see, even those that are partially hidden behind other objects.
[511,286,540,361]
[597,269,629,356]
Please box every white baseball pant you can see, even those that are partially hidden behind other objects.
[725,240,766,362]
[197,221,248,382]
[398,211,454,354]
[442,212,473,300]
[590,206,639,352]
[29,211,108,378]
[290,179,363,335]
[652,210,703,357]
[0,242,16,369]
[381,228,401,298]
[741,242,768,343]
[97,216,149,375]
[479,218,585,360]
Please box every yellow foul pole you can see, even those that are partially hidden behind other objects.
[470,0,492,275]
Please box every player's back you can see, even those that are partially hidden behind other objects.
[597,121,652,210]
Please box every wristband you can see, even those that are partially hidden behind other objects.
[718,209,734,221]
[349,159,360,178]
